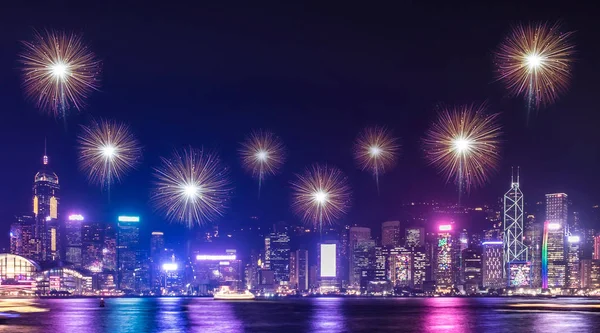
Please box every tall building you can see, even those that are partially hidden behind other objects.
[463,247,482,294]
[265,231,291,284]
[503,170,527,284]
[386,246,413,288]
[32,147,59,261]
[566,235,581,289]
[412,247,427,290]
[381,221,401,247]
[435,224,454,294]
[524,222,543,288]
[482,241,504,289]
[82,221,104,272]
[150,231,165,259]
[405,227,425,248]
[594,235,600,260]
[318,241,340,291]
[591,260,600,289]
[9,215,37,260]
[580,259,592,288]
[65,214,84,267]
[117,216,140,291]
[352,239,375,290]
[103,224,117,271]
[290,249,308,291]
[545,193,568,288]
[348,227,371,288]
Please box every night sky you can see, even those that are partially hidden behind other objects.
[1,2,600,248]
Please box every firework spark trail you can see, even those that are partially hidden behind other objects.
[20,30,101,118]
[290,164,351,234]
[354,126,400,191]
[423,103,502,194]
[151,147,232,228]
[77,119,142,195]
[239,130,285,196]
[495,22,575,111]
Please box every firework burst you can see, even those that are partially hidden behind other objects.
[239,130,285,195]
[291,164,351,232]
[151,147,232,228]
[19,29,101,118]
[423,103,502,193]
[77,119,142,191]
[495,22,575,110]
[354,126,400,189]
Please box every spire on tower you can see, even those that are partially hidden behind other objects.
[43,138,48,165]
[517,166,520,184]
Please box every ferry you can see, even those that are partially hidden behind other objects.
[213,286,255,300]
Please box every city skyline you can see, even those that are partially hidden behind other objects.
[3,3,600,246]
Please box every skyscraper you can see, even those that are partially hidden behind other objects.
[349,227,371,288]
[32,147,59,261]
[594,235,600,260]
[9,215,37,260]
[463,247,482,294]
[65,214,84,267]
[545,193,568,288]
[290,249,308,291]
[117,216,140,291]
[387,246,413,288]
[265,231,290,284]
[482,241,504,289]
[150,231,165,260]
[405,227,425,247]
[503,170,527,285]
[566,235,581,289]
[82,221,104,272]
[435,224,454,294]
[318,241,340,291]
[103,224,117,271]
[381,221,401,247]
[352,239,375,290]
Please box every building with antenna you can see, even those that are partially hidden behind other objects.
[503,167,528,286]
[32,141,60,262]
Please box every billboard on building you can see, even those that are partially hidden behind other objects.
[320,244,336,277]
[509,261,532,287]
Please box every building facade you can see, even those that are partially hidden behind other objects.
[381,221,401,247]
[545,193,568,288]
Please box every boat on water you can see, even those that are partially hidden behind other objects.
[213,286,255,300]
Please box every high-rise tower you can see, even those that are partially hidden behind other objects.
[32,142,60,261]
[503,168,527,285]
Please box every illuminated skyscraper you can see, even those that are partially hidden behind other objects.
[265,231,290,284]
[594,235,600,260]
[482,241,504,289]
[412,247,427,289]
[463,247,482,294]
[103,224,117,271]
[435,224,454,294]
[503,170,527,285]
[82,221,104,272]
[566,235,581,289]
[349,227,371,288]
[65,214,84,267]
[318,241,340,291]
[405,227,425,247]
[524,222,543,288]
[381,221,401,247]
[9,215,37,260]
[290,249,308,291]
[150,231,165,259]
[117,216,140,291]
[545,193,568,288]
[32,145,59,261]
[387,246,413,288]
[353,239,376,291]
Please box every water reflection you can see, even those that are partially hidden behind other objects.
[187,298,244,332]
[310,298,348,332]
[420,297,470,333]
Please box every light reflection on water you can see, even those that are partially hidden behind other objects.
[0,297,599,333]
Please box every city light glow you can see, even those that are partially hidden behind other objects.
[118,216,140,222]
[568,235,580,243]
[196,255,236,261]
[162,263,178,271]
[68,214,84,221]
[547,222,561,230]
[439,225,452,231]
[482,241,503,245]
